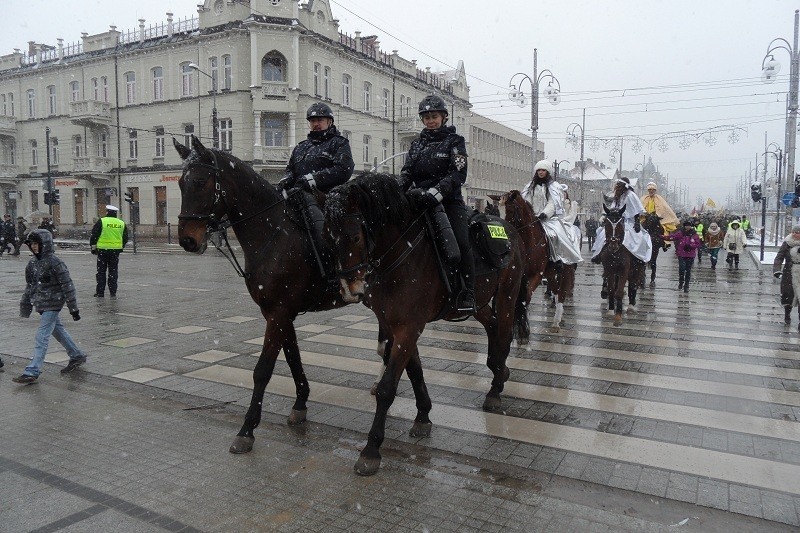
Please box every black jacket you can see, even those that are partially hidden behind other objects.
[20,229,79,316]
[283,126,354,192]
[400,125,468,204]
[1,220,15,240]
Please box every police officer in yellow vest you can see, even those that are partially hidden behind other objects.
[89,205,129,297]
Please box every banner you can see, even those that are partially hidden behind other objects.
[706,198,717,208]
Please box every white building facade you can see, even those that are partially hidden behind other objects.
[0,0,539,236]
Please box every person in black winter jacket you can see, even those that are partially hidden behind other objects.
[12,229,86,384]
[398,95,475,313]
[278,102,354,277]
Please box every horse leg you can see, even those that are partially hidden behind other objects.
[480,297,514,412]
[230,318,287,454]
[282,326,310,426]
[354,326,419,476]
[614,272,625,326]
[405,351,433,437]
[371,321,392,396]
[513,278,531,345]
[377,323,388,356]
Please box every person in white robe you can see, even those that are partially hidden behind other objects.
[591,177,652,263]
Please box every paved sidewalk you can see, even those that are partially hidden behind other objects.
[0,371,786,532]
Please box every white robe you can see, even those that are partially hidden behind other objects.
[591,190,652,263]
[521,180,583,265]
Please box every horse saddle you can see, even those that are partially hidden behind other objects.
[468,212,513,271]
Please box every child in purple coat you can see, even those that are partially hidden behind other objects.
[664,220,702,293]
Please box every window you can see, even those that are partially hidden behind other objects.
[180,63,194,97]
[218,119,232,151]
[125,72,136,104]
[263,115,286,147]
[1,94,5,115]
[30,140,38,166]
[342,74,351,106]
[27,89,35,119]
[323,67,330,99]
[399,93,405,116]
[222,55,232,90]
[73,135,82,157]
[406,97,413,116]
[98,133,108,158]
[363,135,371,164]
[8,93,13,116]
[382,89,389,118]
[382,139,389,162]
[69,81,80,102]
[183,124,194,147]
[47,86,57,115]
[9,141,15,164]
[50,138,59,165]
[30,190,38,211]
[313,63,320,96]
[128,129,138,159]
[209,57,218,92]
[101,76,109,102]
[155,127,165,157]
[261,51,286,81]
[363,82,372,113]
[152,67,164,101]
[91,78,99,100]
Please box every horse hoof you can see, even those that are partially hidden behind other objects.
[376,340,387,357]
[287,409,307,426]
[548,326,560,333]
[354,456,381,476]
[649,281,655,288]
[503,366,511,382]
[370,381,378,396]
[482,394,502,412]
[516,337,529,346]
[409,422,432,438]
[613,315,622,327]
[229,436,255,454]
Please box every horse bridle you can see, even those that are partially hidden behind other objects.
[605,217,624,245]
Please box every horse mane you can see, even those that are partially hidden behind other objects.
[185,147,277,197]
[503,190,535,228]
[326,172,409,228]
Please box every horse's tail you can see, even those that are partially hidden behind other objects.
[513,276,530,345]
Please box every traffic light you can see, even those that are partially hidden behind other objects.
[795,173,800,196]
[43,192,50,205]
[750,182,763,202]
[51,190,60,205]
[124,190,134,204]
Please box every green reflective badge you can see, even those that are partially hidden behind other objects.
[487,225,508,239]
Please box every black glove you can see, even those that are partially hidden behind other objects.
[397,175,412,192]
[90,245,98,255]
[277,175,295,191]
[774,271,783,279]
[538,213,548,221]
[71,311,81,321]
[634,219,641,233]
[407,188,440,210]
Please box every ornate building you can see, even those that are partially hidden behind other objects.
[0,0,536,234]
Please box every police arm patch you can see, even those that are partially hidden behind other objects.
[453,153,467,171]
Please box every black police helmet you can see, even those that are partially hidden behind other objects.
[306,102,334,121]
[418,95,448,117]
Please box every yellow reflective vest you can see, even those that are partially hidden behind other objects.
[96,217,125,250]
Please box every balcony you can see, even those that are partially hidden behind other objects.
[73,156,113,174]
[398,116,422,135]
[0,115,16,138]
[253,145,291,164]
[69,100,112,127]
[261,81,289,99]
[0,163,19,177]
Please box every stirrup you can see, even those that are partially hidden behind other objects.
[456,290,476,313]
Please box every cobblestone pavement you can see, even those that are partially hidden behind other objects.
[0,244,798,531]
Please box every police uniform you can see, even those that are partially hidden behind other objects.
[399,95,474,311]
[90,205,129,297]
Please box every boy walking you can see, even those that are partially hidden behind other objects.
[12,229,85,384]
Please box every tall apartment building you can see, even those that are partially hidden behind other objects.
[0,0,539,234]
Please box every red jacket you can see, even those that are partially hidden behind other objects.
[665,230,701,258]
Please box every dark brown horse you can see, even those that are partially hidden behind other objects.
[641,212,665,287]
[499,190,576,333]
[600,205,643,326]
[325,173,527,476]
[174,136,375,455]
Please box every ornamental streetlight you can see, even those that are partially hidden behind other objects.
[761,10,799,222]
[508,48,561,181]
[188,62,218,148]
[553,159,569,181]
[764,142,783,244]
[566,108,586,204]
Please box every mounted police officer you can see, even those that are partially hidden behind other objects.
[398,94,475,313]
[278,102,354,278]
[90,205,129,297]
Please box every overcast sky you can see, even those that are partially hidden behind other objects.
[2,0,797,208]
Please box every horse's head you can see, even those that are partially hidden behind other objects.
[325,172,408,303]
[499,190,534,228]
[603,204,626,251]
[642,212,663,235]
[174,135,228,254]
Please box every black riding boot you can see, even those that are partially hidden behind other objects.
[457,248,476,313]
[785,306,792,325]
[304,195,334,280]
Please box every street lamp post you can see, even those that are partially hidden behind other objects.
[764,143,783,244]
[45,126,53,216]
[567,108,586,205]
[509,48,561,182]
[761,10,799,231]
[188,63,218,149]
[553,159,569,181]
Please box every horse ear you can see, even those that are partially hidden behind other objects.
[172,137,191,160]
[603,204,610,215]
[191,134,207,154]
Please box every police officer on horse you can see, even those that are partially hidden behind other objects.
[398,94,475,313]
[278,102,355,277]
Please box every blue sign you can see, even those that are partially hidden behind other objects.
[782,192,796,206]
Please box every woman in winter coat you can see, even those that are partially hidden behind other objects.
[663,220,702,293]
[723,220,748,270]
[704,222,724,270]
[773,224,800,328]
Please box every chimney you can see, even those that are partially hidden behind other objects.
[167,13,174,37]
[57,38,64,61]
[139,19,146,43]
